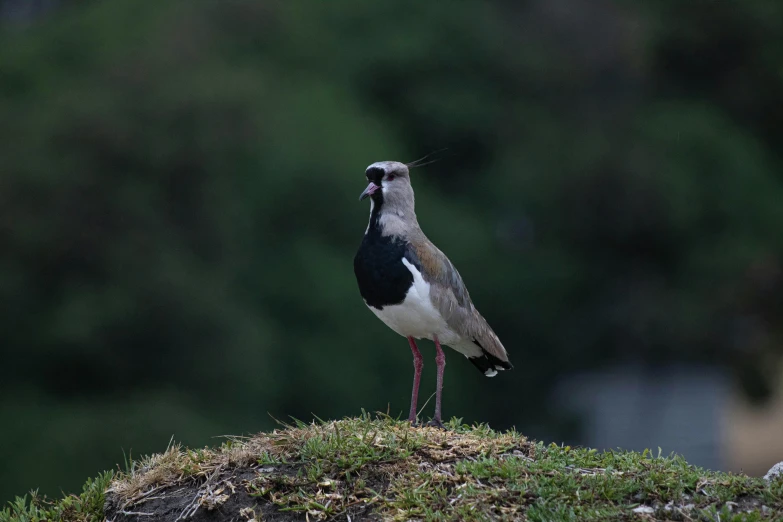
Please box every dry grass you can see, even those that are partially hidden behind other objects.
[108,414,527,520]
[4,413,783,521]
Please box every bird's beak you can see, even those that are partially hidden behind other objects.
[359,182,380,201]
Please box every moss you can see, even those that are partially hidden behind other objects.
[3,414,782,521]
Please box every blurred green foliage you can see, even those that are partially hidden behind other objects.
[0,0,782,501]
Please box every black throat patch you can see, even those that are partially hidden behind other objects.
[354,186,415,309]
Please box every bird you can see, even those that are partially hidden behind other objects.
[353,160,512,428]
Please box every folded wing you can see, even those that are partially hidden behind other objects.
[406,239,512,368]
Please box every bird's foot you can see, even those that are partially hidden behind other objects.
[425,419,446,430]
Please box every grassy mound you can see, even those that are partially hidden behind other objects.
[2,415,782,521]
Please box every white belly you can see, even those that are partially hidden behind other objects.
[367,258,476,355]
[370,290,460,344]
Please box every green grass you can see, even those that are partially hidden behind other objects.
[0,472,113,522]
[3,414,782,521]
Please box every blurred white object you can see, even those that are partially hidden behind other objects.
[555,363,728,471]
[764,462,783,482]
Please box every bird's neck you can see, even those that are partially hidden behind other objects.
[367,199,419,238]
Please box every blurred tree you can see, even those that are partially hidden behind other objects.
[0,0,781,500]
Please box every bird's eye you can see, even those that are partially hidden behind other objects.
[386,175,395,181]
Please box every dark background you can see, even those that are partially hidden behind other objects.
[1,0,782,502]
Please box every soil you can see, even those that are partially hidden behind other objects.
[104,466,381,522]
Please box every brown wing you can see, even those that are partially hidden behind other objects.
[407,240,510,364]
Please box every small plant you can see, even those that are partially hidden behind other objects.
[1,472,113,522]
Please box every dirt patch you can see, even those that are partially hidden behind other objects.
[104,466,381,522]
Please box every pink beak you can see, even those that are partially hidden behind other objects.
[359,182,380,201]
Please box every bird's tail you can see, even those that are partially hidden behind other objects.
[468,349,513,377]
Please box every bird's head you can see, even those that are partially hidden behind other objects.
[359,161,413,211]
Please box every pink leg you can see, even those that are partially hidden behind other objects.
[430,336,446,428]
[407,337,423,424]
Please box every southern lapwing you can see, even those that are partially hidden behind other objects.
[353,160,512,428]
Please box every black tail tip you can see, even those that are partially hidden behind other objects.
[469,354,512,376]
